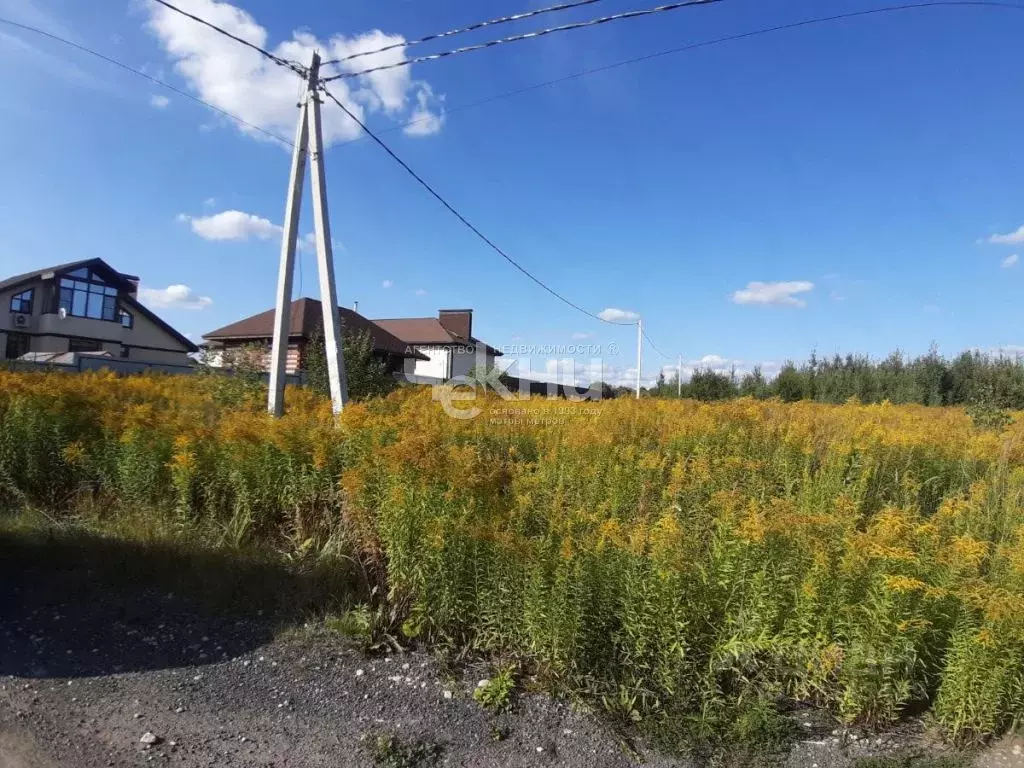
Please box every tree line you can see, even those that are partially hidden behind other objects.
[629,347,1024,408]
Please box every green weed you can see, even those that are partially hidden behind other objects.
[474,663,517,712]
[370,733,441,768]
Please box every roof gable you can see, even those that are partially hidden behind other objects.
[121,295,198,353]
[0,258,137,294]
[1,259,195,353]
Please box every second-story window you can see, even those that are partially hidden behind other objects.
[57,268,118,322]
[9,289,33,314]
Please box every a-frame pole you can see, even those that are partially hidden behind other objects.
[307,52,349,414]
[636,318,643,400]
[267,67,313,417]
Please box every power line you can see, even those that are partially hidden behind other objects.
[324,0,719,83]
[641,326,672,360]
[319,84,635,326]
[323,0,613,66]
[0,16,293,147]
[330,0,1024,146]
[147,0,307,75]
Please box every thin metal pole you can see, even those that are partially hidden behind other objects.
[635,318,642,400]
[678,354,682,397]
[267,75,312,417]
[307,52,349,414]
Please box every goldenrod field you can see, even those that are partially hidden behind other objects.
[2,371,1023,745]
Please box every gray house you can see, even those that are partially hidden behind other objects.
[0,259,197,366]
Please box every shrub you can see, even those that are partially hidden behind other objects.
[304,326,395,402]
[2,371,1024,745]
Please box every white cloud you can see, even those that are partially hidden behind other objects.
[138,284,213,310]
[695,354,728,368]
[150,94,170,108]
[143,0,444,145]
[987,226,1024,246]
[403,84,445,137]
[731,280,814,308]
[537,358,635,388]
[179,210,280,241]
[180,209,325,253]
[597,307,639,323]
[520,354,781,390]
[203,197,217,207]
[1001,254,1019,269]
[415,288,428,296]
[297,232,318,253]
[382,279,394,288]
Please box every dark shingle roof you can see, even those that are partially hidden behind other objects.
[374,317,502,356]
[0,258,138,294]
[203,298,424,359]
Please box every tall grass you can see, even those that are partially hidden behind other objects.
[2,370,1023,744]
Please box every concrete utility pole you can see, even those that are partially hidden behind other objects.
[678,353,682,397]
[636,318,642,400]
[268,52,349,418]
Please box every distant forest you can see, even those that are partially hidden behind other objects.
[630,347,1024,408]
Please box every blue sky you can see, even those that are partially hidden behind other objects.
[1,0,1023,385]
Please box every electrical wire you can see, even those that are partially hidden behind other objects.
[319,84,636,326]
[641,326,672,360]
[330,0,1024,146]
[148,0,307,75]
[322,0,614,65]
[323,0,719,82]
[0,16,294,147]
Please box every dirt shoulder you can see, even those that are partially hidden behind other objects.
[0,528,1012,768]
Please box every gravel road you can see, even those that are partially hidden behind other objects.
[1,530,1019,768]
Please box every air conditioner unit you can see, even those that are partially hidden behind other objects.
[12,314,29,328]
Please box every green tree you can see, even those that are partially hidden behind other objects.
[772,362,806,402]
[304,326,396,402]
[739,366,768,398]
[687,369,737,401]
[589,380,617,400]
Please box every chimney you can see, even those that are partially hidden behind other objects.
[438,309,472,340]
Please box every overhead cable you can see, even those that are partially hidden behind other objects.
[324,0,720,82]
[323,0,615,65]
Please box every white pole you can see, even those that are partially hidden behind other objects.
[267,73,312,417]
[636,318,642,400]
[678,353,682,398]
[307,52,349,414]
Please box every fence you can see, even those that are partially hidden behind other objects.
[1,358,305,385]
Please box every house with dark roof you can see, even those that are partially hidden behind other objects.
[374,309,502,381]
[0,259,197,366]
[202,297,427,374]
